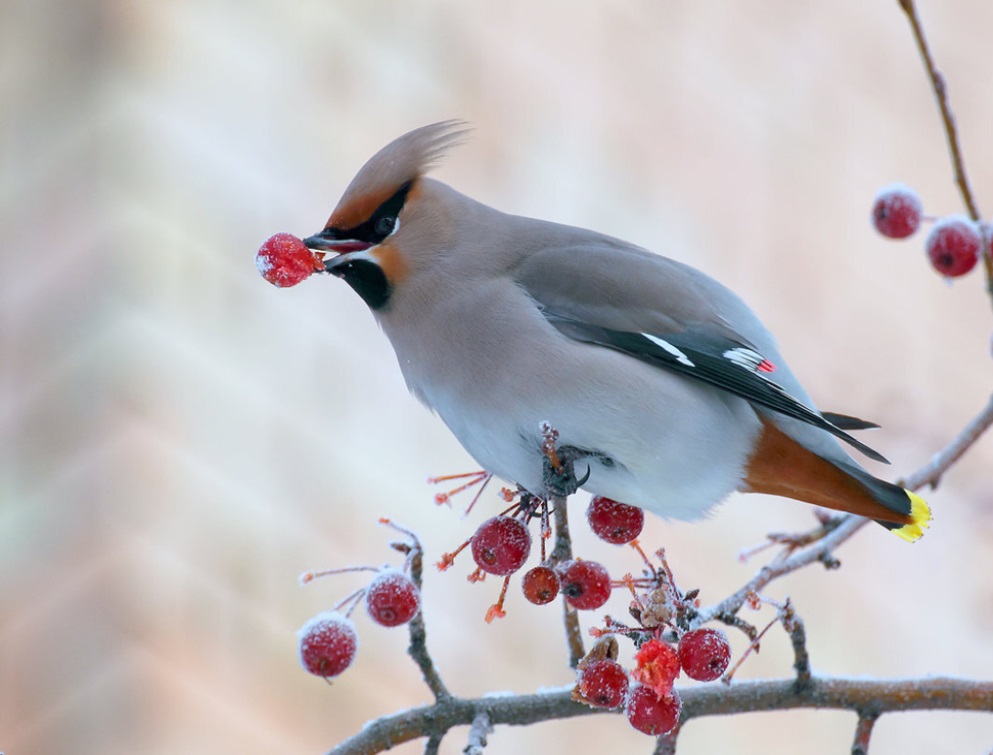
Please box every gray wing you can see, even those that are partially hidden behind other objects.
[513,240,888,464]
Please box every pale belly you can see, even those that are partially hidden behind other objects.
[423,360,763,521]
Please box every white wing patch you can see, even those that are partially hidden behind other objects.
[645,335,695,367]
[722,347,776,374]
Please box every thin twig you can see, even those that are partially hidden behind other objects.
[653,725,680,755]
[423,734,442,755]
[327,677,993,755]
[898,0,981,220]
[463,711,492,755]
[902,392,993,491]
[697,515,868,624]
[781,600,811,691]
[898,0,993,305]
[851,711,879,755]
[551,496,586,668]
[406,543,451,700]
[700,390,993,625]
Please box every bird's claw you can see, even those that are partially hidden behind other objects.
[542,444,592,498]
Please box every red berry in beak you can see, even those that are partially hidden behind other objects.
[256,232,323,288]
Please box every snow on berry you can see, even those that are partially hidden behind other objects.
[626,684,682,736]
[521,565,559,605]
[365,568,421,627]
[557,559,612,611]
[871,184,923,239]
[256,232,323,288]
[632,638,680,697]
[586,496,645,544]
[470,516,532,576]
[578,659,629,709]
[925,216,981,278]
[297,611,358,679]
[677,628,731,682]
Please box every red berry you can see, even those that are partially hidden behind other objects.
[586,496,644,544]
[579,659,629,709]
[871,185,923,239]
[470,516,532,576]
[297,611,358,679]
[365,569,421,627]
[256,232,322,288]
[557,559,611,610]
[521,565,559,604]
[632,638,681,697]
[626,685,682,736]
[677,628,731,682]
[925,216,981,278]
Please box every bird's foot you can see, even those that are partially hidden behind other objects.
[542,444,592,498]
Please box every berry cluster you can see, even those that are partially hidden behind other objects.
[256,232,323,288]
[297,522,422,681]
[436,493,647,621]
[573,628,731,736]
[872,185,986,278]
[431,474,733,737]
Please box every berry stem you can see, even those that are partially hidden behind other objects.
[300,565,380,584]
[332,588,367,618]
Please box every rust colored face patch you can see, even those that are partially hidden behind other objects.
[370,242,409,288]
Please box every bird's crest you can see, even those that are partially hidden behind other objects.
[327,120,470,231]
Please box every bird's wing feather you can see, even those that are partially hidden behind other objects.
[513,239,887,464]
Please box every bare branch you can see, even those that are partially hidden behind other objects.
[653,725,680,755]
[699,389,993,627]
[851,711,879,755]
[550,495,586,668]
[406,542,451,700]
[898,0,981,221]
[327,677,993,755]
[423,734,442,755]
[781,600,811,690]
[328,689,601,755]
[463,711,492,755]
[697,514,869,624]
[898,0,993,304]
[902,392,993,491]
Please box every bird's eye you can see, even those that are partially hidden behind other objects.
[375,216,396,237]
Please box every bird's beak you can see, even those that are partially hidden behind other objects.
[303,228,372,255]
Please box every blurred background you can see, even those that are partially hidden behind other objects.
[3,1,993,753]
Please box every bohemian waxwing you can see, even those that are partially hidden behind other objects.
[303,121,930,541]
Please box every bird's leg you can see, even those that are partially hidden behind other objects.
[542,444,592,498]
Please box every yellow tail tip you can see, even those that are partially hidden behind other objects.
[890,490,932,543]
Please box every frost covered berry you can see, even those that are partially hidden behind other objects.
[586,496,644,544]
[365,569,421,627]
[925,216,981,278]
[578,659,629,709]
[521,565,559,605]
[632,638,680,696]
[298,611,358,679]
[626,685,682,736]
[470,516,532,576]
[677,628,731,682]
[557,559,611,610]
[871,185,922,239]
[256,232,322,288]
